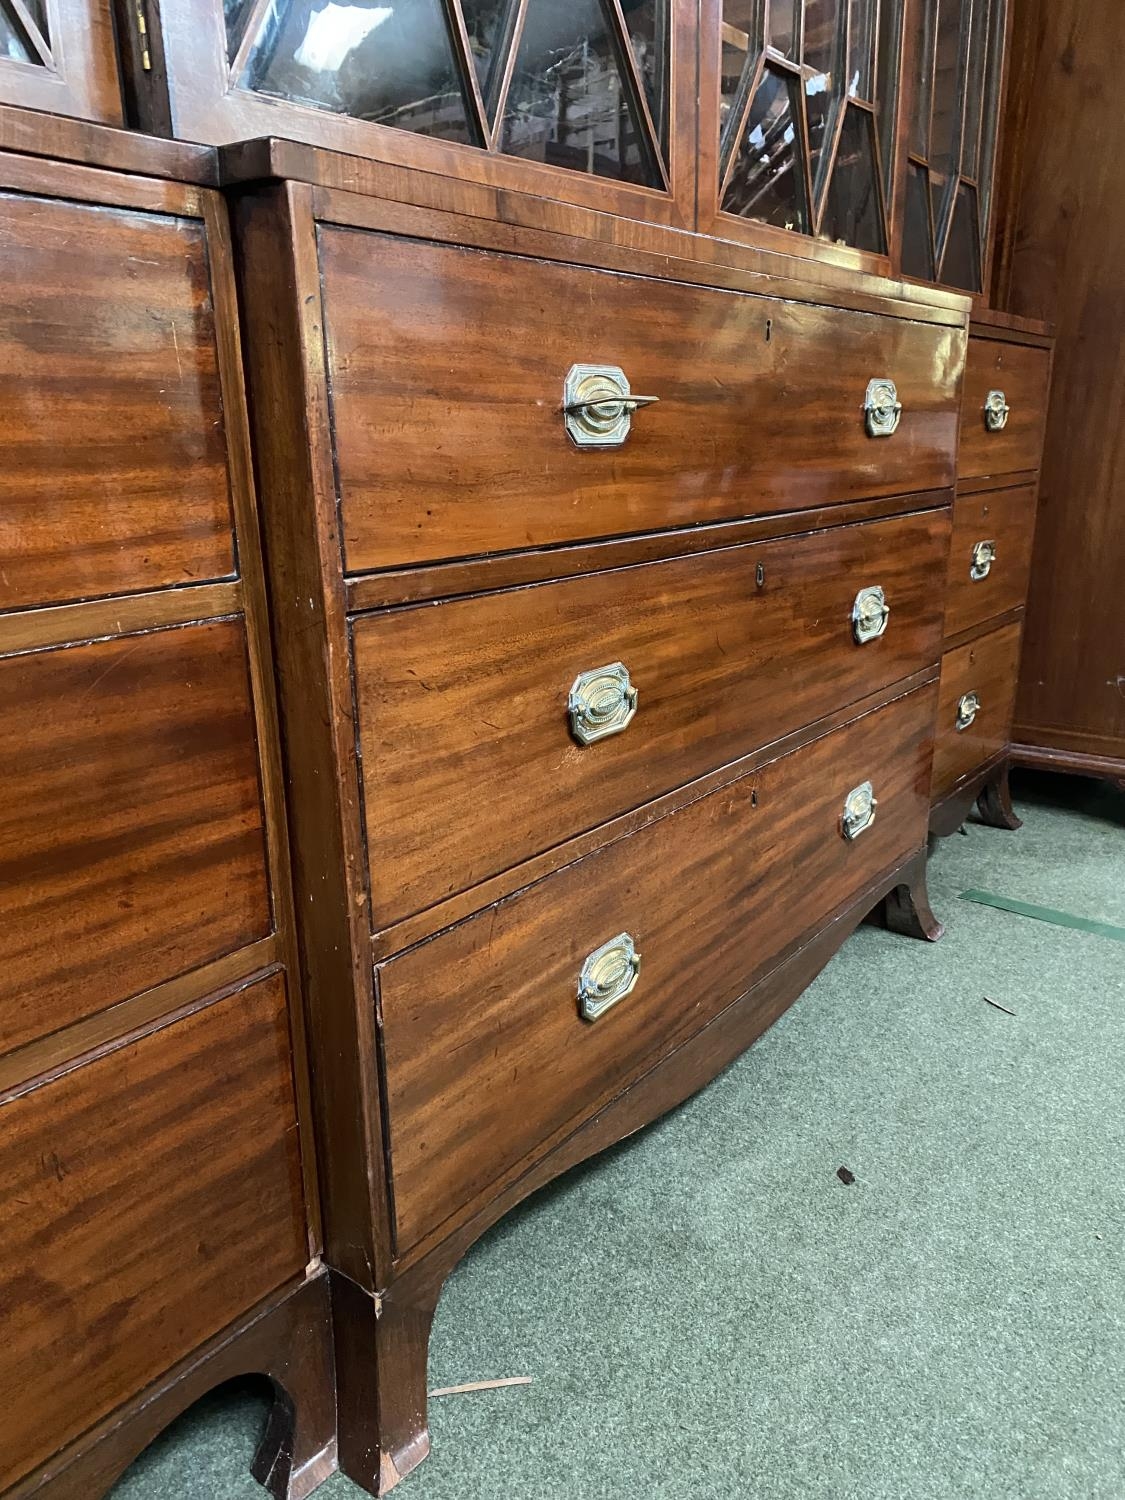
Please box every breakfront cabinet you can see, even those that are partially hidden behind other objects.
[121,0,1007,292]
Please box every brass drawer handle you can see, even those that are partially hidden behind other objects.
[852,585,890,644]
[841,780,878,840]
[578,932,641,1021]
[984,389,1010,431]
[970,539,997,581]
[569,662,638,745]
[956,691,980,731]
[563,363,659,448]
[864,378,902,437]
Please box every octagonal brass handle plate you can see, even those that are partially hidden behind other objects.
[569,662,638,745]
[984,389,1010,431]
[970,539,997,581]
[578,932,641,1021]
[841,780,878,840]
[956,690,980,731]
[563,364,659,448]
[852,585,890,644]
[864,378,902,437]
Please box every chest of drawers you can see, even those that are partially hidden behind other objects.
[230,173,964,1494]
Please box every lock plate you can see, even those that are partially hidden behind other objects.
[578,933,641,1021]
[984,389,1010,431]
[563,364,659,448]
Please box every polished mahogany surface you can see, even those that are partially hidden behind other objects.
[380,681,936,1252]
[0,620,271,1058]
[355,506,949,927]
[943,483,1035,641]
[320,228,964,569]
[931,620,1021,798]
[0,190,237,611]
[0,972,307,1493]
[957,333,1050,480]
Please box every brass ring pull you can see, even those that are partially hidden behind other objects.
[984,389,1010,431]
[852,585,890,644]
[956,691,980,731]
[970,539,996,581]
[569,662,638,745]
[563,364,659,448]
[578,933,641,1021]
[841,780,878,840]
[864,378,902,438]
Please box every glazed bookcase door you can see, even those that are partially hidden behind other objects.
[899,0,1006,292]
[0,0,121,121]
[149,0,695,225]
[699,0,904,271]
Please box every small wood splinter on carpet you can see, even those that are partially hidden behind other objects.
[429,1377,533,1400]
[836,1166,856,1185]
[982,994,1017,1017]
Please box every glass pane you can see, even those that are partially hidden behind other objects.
[720,0,761,148]
[459,0,510,100]
[819,101,885,251]
[929,0,967,242]
[238,0,480,144]
[500,0,661,186]
[901,160,934,278]
[225,0,257,62]
[24,0,47,37]
[803,0,845,196]
[911,0,935,157]
[978,0,1005,252]
[960,0,989,176]
[621,0,670,156]
[942,179,980,289]
[722,64,808,230]
[848,0,875,101]
[0,1,41,63]
[875,0,903,195]
[767,0,796,57]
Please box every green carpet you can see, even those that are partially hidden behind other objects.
[111,771,1125,1500]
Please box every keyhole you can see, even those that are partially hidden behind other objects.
[756,563,766,587]
[751,788,759,808]
[765,318,772,343]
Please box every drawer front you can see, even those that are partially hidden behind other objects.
[380,683,936,1251]
[0,620,271,1058]
[355,508,949,928]
[958,335,1050,480]
[0,972,307,1491]
[0,192,237,612]
[931,622,1022,798]
[944,484,1035,640]
[321,230,964,570]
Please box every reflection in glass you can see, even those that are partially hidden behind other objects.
[876,0,902,196]
[820,102,884,251]
[459,0,509,100]
[929,0,966,242]
[722,65,808,230]
[500,0,661,186]
[847,0,875,100]
[902,160,934,278]
[978,0,1005,246]
[768,0,797,58]
[942,180,980,289]
[238,0,479,143]
[719,0,761,147]
[0,1,40,62]
[803,0,845,195]
[621,0,670,156]
[960,0,990,176]
[910,0,934,156]
[225,0,257,62]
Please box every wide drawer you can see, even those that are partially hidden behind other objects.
[355,507,949,929]
[931,621,1022,798]
[379,682,936,1252]
[958,335,1050,480]
[944,484,1035,640]
[320,229,964,570]
[0,972,307,1491]
[0,191,237,613]
[0,620,271,1059]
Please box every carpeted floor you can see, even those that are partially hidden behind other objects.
[110,771,1125,1500]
